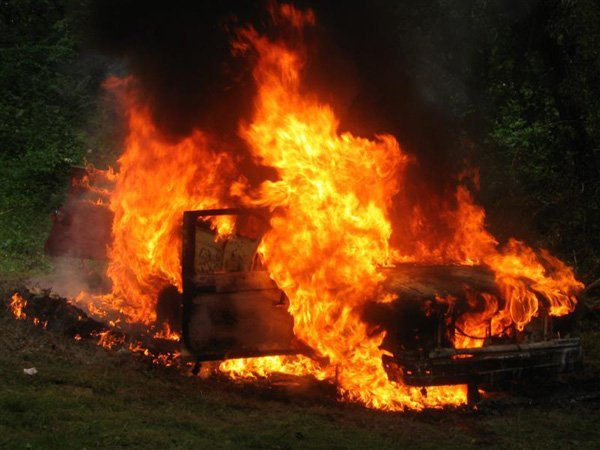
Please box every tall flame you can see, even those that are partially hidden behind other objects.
[221,9,466,410]
[89,78,237,325]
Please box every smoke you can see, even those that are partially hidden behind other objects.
[85,0,266,141]
[84,0,542,245]
[85,0,539,146]
[85,2,454,181]
[28,258,109,300]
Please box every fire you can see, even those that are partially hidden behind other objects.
[220,5,581,408]
[10,293,27,320]
[216,9,463,410]
[424,184,582,348]
[66,3,582,411]
[91,330,124,350]
[81,78,238,327]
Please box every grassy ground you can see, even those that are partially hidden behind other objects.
[1,286,599,450]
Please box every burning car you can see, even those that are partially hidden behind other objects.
[43,4,583,411]
[46,170,583,408]
[182,209,582,406]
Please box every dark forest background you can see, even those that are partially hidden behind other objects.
[0,0,598,281]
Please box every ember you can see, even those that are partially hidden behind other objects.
[10,293,27,320]
[6,289,181,368]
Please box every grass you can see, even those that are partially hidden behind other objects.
[1,176,47,275]
[0,178,55,277]
[0,291,599,450]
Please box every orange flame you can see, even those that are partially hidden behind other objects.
[84,78,237,326]
[430,185,581,347]
[91,330,125,350]
[220,8,467,410]
[220,5,581,408]
[10,293,27,320]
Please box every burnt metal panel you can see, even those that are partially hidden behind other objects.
[384,338,582,386]
[186,288,296,361]
[45,166,114,260]
[182,209,298,361]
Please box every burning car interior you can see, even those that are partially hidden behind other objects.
[4,1,599,433]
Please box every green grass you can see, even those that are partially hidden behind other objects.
[0,160,60,277]
[0,300,599,450]
[0,222,52,277]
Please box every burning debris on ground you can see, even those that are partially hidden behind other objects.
[2,3,600,442]
[3,283,599,419]
[5,288,181,368]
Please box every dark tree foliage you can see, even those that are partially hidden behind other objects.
[0,0,106,270]
[473,0,600,278]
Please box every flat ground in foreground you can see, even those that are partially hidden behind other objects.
[1,282,599,449]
